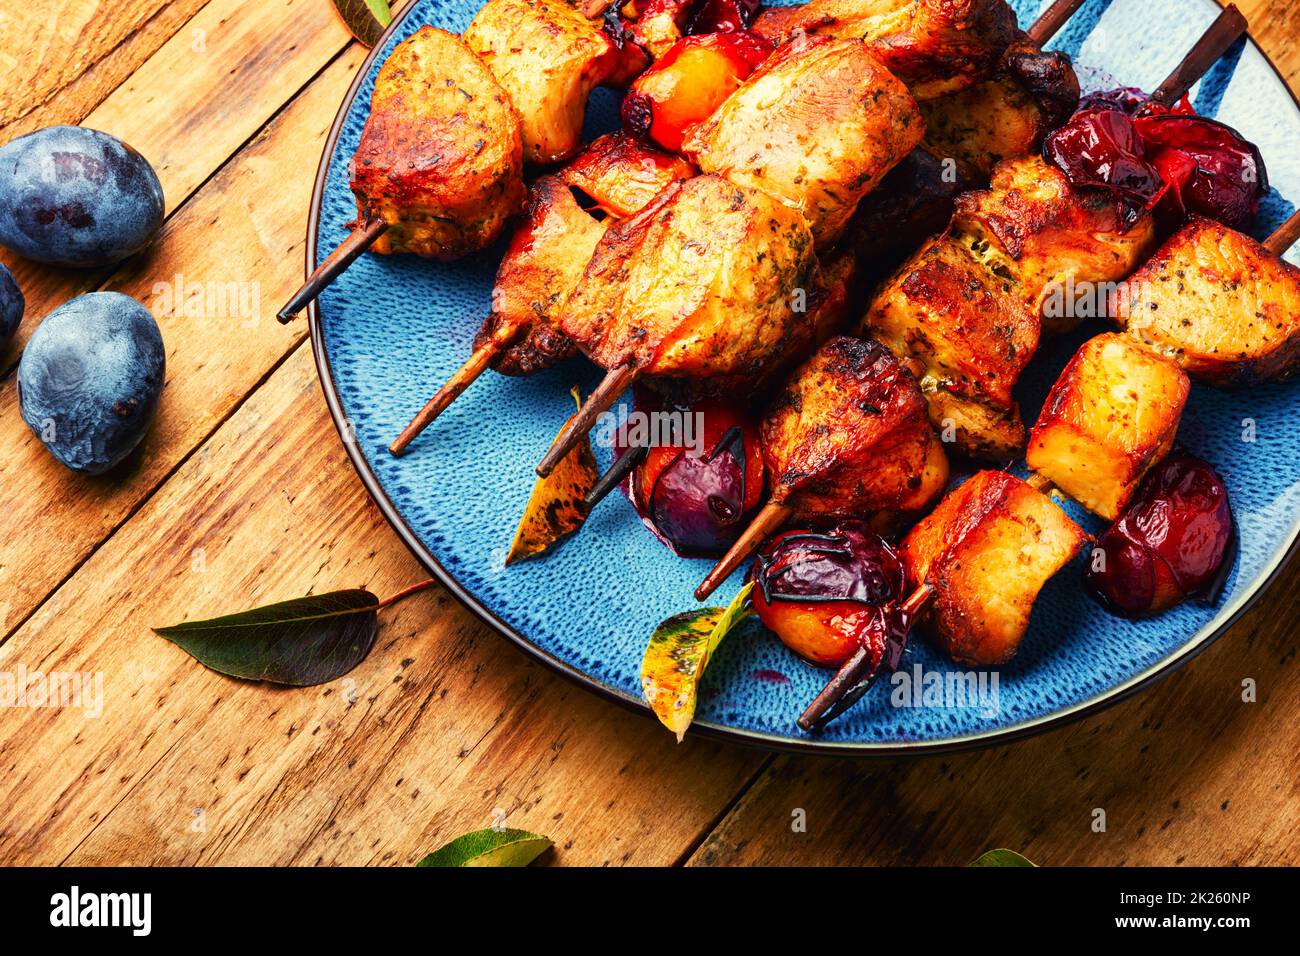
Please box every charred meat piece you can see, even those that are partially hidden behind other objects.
[349,27,525,259]
[562,132,696,218]
[920,35,1079,178]
[1117,216,1300,387]
[684,35,923,248]
[753,0,1019,99]
[761,336,949,521]
[559,174,816,398]
[901,470,1086,665]
[473,176,607,376]
[860,229,1038,460]
[479,136,693,376]
[952,155,1160,336]
[464,0,649,165]
[620,0,695,59]
[1027,333,1189,520]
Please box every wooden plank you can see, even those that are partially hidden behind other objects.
[1238,0,1299,88]
[0,0,212,142]
[1,0,360,364]
[687,567,1300,866]
[0,44,368,639]
[0,342,764,865]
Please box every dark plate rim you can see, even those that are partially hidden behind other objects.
[304,0,1300,757]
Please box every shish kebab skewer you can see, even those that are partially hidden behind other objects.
[386,0,1070,453]
[694,7,1249,602]
[276,0,641,322]
[799,209,1300,731]
[533,34,929,478]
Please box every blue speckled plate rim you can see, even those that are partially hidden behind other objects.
[304,0,1300,757]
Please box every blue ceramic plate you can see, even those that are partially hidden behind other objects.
[308,0,1300,753]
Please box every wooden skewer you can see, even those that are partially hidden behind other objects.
[1026,0,1088,47]
[585,443,648,509]
[1264,207,1300,257]
[797,583,935,731]
[694,500,793,601]
[1148,3,1247,107]
[536,363,638,477]
[277,219,388,323]
[388,320,525,456]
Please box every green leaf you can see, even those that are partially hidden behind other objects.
[416,828,552,867]
[153,589,380,686]
[332,0,393,47]
[641,582,754,741]
[970,849,1037,867]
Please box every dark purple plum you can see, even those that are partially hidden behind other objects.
[0,261,22,348]
[18,292,165,474]
[0,126,164,267]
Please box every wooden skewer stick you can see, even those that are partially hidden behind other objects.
[1149,4,1247,107]
[1264,207,1300,257]
[536,363,639,478]
[277,219,388,323]
[585,443,648,510]
[1026,0,1088,47]
[694,499,793,602]
[797,583,935,731]
[388,320,525,456]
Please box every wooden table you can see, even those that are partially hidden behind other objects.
[0,0,1296,867]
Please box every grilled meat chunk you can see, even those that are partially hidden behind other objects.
[761,336,949,521]
[920,36,1079,178]
[349,27,525,259]
[901,470,1085,665]
[1027,333,1189,520]
[753,0,1019,99]
[683,35,924,248]
[860,230,1038,459]
[559,174,817,396]
[478,136,692,376]
[1118,216,1300,387]
[474,176,607,376]
[464,0,648,165]
[619,0,693,59]
[561,132,695,218]
[953,155,1160,335]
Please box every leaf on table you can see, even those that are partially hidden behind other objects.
[641,582,755,741]
[153,589,380,686]
[506,388,598,564]
[970,849,1037,867]
[416,828,553,867]
[331,0,393,47]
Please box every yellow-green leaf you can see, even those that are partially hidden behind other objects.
[331,0,393,47]
[507,389,597,563]
[641,582,754,741]
[416,828,552,867]
[970,848,1037,867]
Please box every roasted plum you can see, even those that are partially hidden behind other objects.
[0,262,23,348]
[751,522,909,668]
[620,31,772,153]
[620,394,764,556]
[1084,452,1235,617]
[1043,94,1266,230]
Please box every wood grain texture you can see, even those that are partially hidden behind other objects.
[0,1,213,142]
[0,41,372,641]
[0,343,764,865]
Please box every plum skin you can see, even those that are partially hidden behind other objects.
[18,292,166,475]
[0,126,164,268]
[0,262,22,348]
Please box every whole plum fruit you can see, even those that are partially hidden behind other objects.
[0,126,164,267]
[18,292,165,474]
[0,261,22,348]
